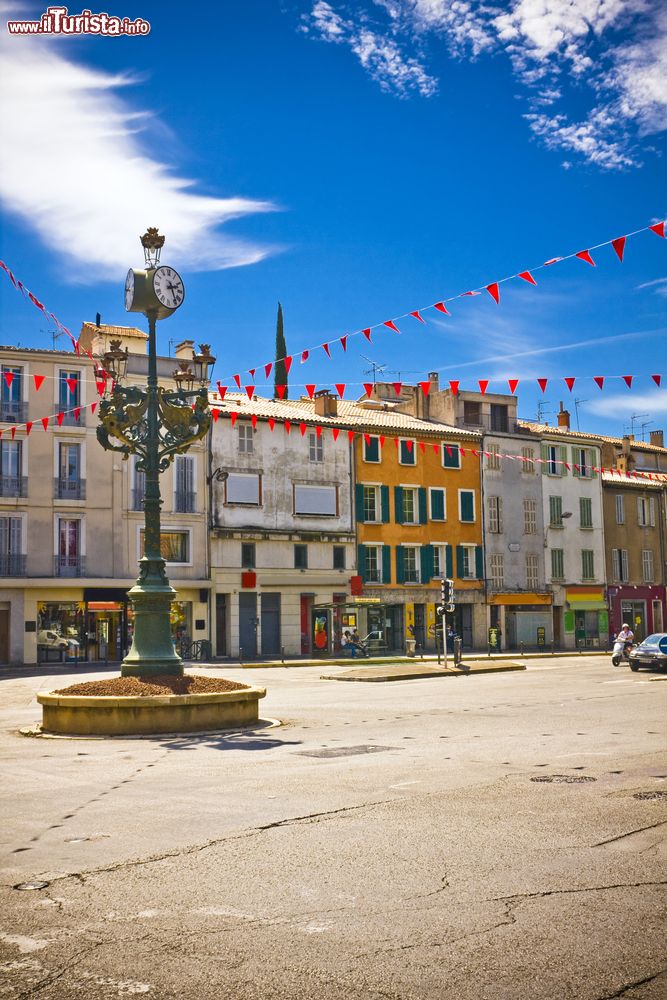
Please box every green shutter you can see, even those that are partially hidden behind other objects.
[418,488,428,524]
[475,545,483,579]
[355,484,365,523]
[365,436,379,462]
[395,546,405,584]
[394,486,404,524]
[460,490,474,522]
[381,485,390,523]
[382,545,392,584]
[357,544,366,582]
[559,445,568,476]
[541,444,550,473]
[443,444,460,468]
[456,544,465,579]
[421,544,434,583]
[572,446,580,477]
[430,488,444,521]
[446,544,453,578]
[590,448,598,478]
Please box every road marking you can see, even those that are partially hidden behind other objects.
[389,780,421,788]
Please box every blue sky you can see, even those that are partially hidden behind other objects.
[1,0,665,437]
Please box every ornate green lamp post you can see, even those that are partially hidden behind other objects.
[97,229,214,677]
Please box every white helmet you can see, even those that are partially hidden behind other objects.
[622,623,629,628]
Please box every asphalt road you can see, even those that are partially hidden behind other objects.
[1,656,666,1000]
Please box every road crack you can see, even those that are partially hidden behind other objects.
[596,967,667,999]
[593,820,667,847]
[491,879,667,904]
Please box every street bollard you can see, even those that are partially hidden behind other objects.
[239,646,243,664]
[281,645,285,664]
[520,642,525,656]
[551,641,554,656]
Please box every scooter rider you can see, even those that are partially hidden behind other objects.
[612,622,635,666]
[617,622,634,646]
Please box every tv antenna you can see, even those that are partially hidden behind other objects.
[42,327,65,350]
[639,418,653,441]
[361,356,386,385]
[574,398,588,431]
[626,413,649,436]
[536,399,552,423]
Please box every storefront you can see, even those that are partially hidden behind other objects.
[563,586,608,650]
[311,598,400,654]
[607,585,666,642]
[487,593,553,651]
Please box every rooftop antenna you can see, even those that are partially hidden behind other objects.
[536,399,552,423]
[42,327,65,350]
[628,413,649,437]
[639,418,653,441]
[361,356,387,385]
[574,398,588,431]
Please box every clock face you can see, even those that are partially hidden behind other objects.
[124,268,134,311]
[153,266,185,310]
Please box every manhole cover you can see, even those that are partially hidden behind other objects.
[297,745,398,759]
[531,774,597,784]
[14,881,50,891]
[633,790,667,800]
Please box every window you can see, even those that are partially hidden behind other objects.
[59,370,81,425]
[489,553,504,588]
[365,545,382,583]
[526,553,539,589]
[487,496,503,533]
[294,544,308,569]
[549,495,563,527]
[241,542,256,569]
[463,400,481,426]
[140,529,189,562]
[543,443,566,476]
[238,424,254,454]
[615,494,625,524]
[642,549,654,583]
[612,548,629,583]
[57,517,82,575]
[402,487,418,524]
[581,550,595,581]
[429,487,446,521]
[399,439,416,465]
[175,455,195,513]
[133,460,146,511]
[579,496,593,529]
[432,544,446,578]
[459,490,475,523]
[490,403,509,432]
[403,546,420,584]
[363,485,380,523]
[333,545,346,570]
[56,443,84,499]
[0,366,24,422]
[0,515,23,575]
[460,544,477,579]
[226,472,261,505]
[309,432,323,463]
[523,498,537,534]
[0,440,25,497]
[637,496,656,527]
[442,443,461,469]
[521,447,535,474]
[363,435,380,462]
[573,447,595,478]
[551,548,564,581]
[294,484,337,516]
[486,445,501,471]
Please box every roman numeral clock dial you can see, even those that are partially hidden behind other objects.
[152,266,185,311]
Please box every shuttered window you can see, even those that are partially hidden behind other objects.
[487,496,503,533]
[489,553,504,588]
[642,550,654,582]
[459,490,475,523]
[581,550,595,581]
[429,487,446,521]
[549,495,563,527]
[579,496,593,528]
[615,494,625,524]
[551,548,564,580]
[523,498,537,534]
[526,553,539,589]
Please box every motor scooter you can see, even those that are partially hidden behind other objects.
[611,638,633,666]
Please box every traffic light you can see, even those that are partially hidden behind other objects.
[440,578,454,606]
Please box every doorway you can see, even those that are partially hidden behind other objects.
[261,593,281,655]
[453,605,473,648]
[215,594,227,657]
[413,603,426,650]
[0,610,8,663]
[621,600,646,641]
[238,592,258,658]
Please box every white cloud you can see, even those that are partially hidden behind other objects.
[0,8,276,281]
[586,387,667,418]
[637,276,667,297]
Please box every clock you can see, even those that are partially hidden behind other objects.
[153,266,185,311]
[124,268,135,311]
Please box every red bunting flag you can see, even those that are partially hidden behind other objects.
[537,378,548,393]
[305,384,316,399]
[245,386,255,400]
[322,343,331,358]
[363,383,373,398]
[230,412,238,427]
[57,412,64,426]
[299,423,307,436]
[564,377,576,392]
[384,320,400,333]
[449,380,460,396]
[73,407,81,422]
[212,409,219,422]
[248,368,256,379]
[362,328,372,342]
[364,433,371,446]
[339,336,348,352]
[518,271,536,285]
[251,414,258,429]
[433,302,449,315]
[332,427,340,441]
[486,283,500,304]
[612,236,626,262]
[478,379,489,395]
[432,443,439,455]
[217,382,227,400]
[348,430,355,443]
[96,380,106,396]
[91,402,97,415]
[410,310,425,323]
[233,374,241,388]
[41,416,49,431]
[406,440,414,452]
[268,417,275,431]
[25,421,33,435]
[264,362,273,379]
[393,382,402,396]
[651,374,661,386]
[575,249,595,266]
[622,375,633,388]
[419,381,431,396]
[544,257,563,266]
[316,425,322,437]
[301,350,309,364]
[284,420,291,434]
[275,384,287,399]
[594,376,605,390]
[379,436,385,447]
[33,374,44,391]
[335,383,346,398]
[461,290,480,297]
[419,441,426,453]
[508,379,519,394]
[284,356,293,374]
[3,372,14,389]
[649,222,665,238]
[10,427,16,439]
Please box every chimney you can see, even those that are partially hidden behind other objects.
[313,389,337,418]
[429,372,439,391]
[174,339,195,359]
[650,429,664,449]
[95,312,101,328]
[557,401,570,429]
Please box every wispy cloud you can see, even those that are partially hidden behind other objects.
[586,387,667,418]
[637,276,667,297]
[298,0,667,169]
[0,4,276,281]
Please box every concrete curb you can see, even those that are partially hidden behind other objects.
[321,661,527,683]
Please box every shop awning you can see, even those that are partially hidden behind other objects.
[488,593,552,606]
[566,587,607,611]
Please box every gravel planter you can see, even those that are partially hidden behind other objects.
[54,674,249,697]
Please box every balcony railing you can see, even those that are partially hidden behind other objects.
[0,401,28,423]
[54,478,86,500]
[174,491,197,513]
[0,476,28,498]
[54,555,86,577]
[0,553,26,576]
[455,414,516,434]
[58,409,84,427]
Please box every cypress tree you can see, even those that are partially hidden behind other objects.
[273,301,288,399]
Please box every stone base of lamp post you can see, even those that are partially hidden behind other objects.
[121,584,183,677]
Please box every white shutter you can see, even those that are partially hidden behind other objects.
[621,549,628,582]
[649,497,656,527]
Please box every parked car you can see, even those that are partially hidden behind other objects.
[628,633,667,672]
[37,629,69,650]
